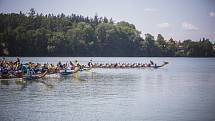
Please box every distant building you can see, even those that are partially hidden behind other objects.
[176,40,185,52]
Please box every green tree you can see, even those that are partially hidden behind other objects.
[0,9,214,57]
[156,34,167,56]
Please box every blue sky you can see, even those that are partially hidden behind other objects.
[0,0,215,42]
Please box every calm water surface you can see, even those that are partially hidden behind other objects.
[0,57,215,121]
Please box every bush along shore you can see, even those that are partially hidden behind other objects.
[1,9,215,57]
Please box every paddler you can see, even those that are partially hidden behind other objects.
[88,60,93,68]
[74,60,81,70]
[57,61,63,70]
[69,61,75,70]
[150,60,154,65]
[27,62,35,77]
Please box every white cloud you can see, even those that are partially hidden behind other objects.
[181,22,199,30]
[157,22,170,28]
[209,12,215,17]
[144,8,158,12]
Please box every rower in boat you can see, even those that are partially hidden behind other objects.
[59,60,80,75]
[57,61,63,70]
[0,67,10,79]
[21,64,28,74]
[59,62,70,75]
[88,60,93,68]
[79,60,93,71]
[59,66,80,75]
[69,61,75,70]
[48,64,58,74]
[23,70,48,80]
[14,63,23,78]
[41,64,48,73]
[27,64,35,77]
[152,61,169,68]
[150,60,154,65]
[22,63,48,80]
[91,61,169,69]
[1,58,169,79]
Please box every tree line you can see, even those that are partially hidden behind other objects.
[0,9,215,57]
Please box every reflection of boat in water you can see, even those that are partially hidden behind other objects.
[0,75,53,90]
[0,78,27,90]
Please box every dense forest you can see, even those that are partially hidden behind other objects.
[0,9,215,57]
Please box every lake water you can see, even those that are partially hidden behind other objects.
[0,57,215,121]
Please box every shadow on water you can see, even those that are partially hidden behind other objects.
[25,78,54,89]
[0,78,54,90]
[0,78,27,90]
[1,79,10,85]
